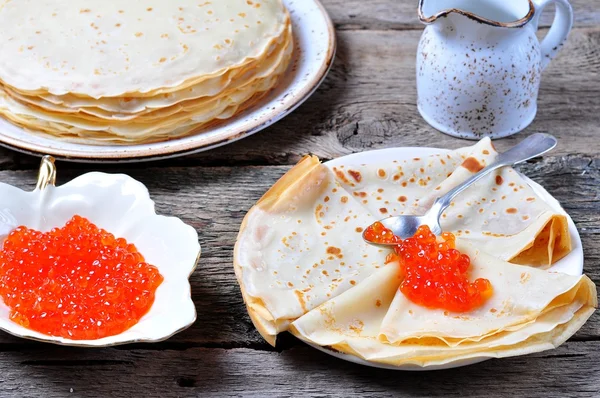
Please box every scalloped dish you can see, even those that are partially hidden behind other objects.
[0,157,200,346]
[233,138,598,370]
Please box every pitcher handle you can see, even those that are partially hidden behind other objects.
[532,0,574,70]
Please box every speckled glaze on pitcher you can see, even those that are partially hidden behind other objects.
[416,0,573,139]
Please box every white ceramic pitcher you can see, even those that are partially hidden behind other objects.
[416,0,573,139]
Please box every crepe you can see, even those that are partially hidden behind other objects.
[0,29,292,118]
[290,242,597,366]
[0,0,290,97]
[234,156,390,344]
[234,139,597,365]
[0,39,292,142]
[0,0,293,144]
[328,138,570,267]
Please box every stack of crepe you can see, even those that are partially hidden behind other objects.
[234,138,597,367]
[0,0,292,144]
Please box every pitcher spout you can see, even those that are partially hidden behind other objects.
[418,0,535,28]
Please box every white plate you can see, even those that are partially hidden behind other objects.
[0,0,335,163]
[0,157,200,346]
[299,146,583,370]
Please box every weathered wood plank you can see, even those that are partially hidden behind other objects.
[323,0,600,30]
[184,27,600,164]
[0,154,597,347]
[1,27,599,169]
[0,1,596,396]
[0,342,599,397]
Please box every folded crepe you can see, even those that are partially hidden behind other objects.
[235,156,388,345]
[290,242,597,367]
[234,138,592,357]
[329,138,570,267]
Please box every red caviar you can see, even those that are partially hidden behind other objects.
[0,215,163,340]
[366,222,493,312]
[363,221,401,245]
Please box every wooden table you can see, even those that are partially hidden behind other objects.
[0,1,599,396]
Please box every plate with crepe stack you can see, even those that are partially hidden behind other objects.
[234,138,598,370]
[0,0,334,162]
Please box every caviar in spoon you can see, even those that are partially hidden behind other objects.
[0,215,163,340]
[365,222,493,312]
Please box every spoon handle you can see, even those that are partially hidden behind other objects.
[431,133,557,217]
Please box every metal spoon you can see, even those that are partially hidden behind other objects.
[362,133,558,248]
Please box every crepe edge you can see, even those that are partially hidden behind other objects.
[509,213,572,268]
[233,155,323,346]
[289,277,597,367]
[0,39,294,145]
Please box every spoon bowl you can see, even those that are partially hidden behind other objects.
[369,213,441,249]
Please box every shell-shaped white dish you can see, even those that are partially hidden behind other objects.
[0,157,200,346]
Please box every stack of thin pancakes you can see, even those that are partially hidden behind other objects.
[0,0,292,144]
[234,138,598,367]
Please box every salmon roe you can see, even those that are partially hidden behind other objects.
[366,222,493,312]
[0,215,163,340]
[363,221,401,245]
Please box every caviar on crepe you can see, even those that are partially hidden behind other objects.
[364,222,493,312]
[0,215,163,340]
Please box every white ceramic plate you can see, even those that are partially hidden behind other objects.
[0,0,335,163]
[299,147,584,370]
[0,157,200,346]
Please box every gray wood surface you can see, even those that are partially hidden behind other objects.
[0,0,598,397]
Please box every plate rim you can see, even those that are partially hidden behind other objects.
[294,145,584,370]
[0,0,336,163]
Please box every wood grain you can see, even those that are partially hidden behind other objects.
[1,27,599,169]
[323,0,600,30]
[0,154,597,348]
[0,342,598,397]
[0,1,598,396]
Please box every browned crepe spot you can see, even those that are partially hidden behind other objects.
[331,167,354,187]
[348,170,362,183]
[326,246,343,259]
[462,157,484,173]
[294,290,308,313]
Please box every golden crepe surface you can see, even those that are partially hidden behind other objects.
[0,0,293,144]
[234,139,597,366]
[234,156,389,344]
[330,138,570,267]
[290,246,596,366]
